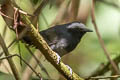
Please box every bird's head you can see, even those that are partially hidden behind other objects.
[67,22,92,32]
[67,22,93,38]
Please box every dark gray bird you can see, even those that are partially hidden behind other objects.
[23,21,92,57]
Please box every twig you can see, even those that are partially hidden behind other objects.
[0,38,16,57]
[21,50,43,80]
[24,45,50,78]
[0,34,20,80]
[89,75,120,79]
[31,0,48,28]
[2,61,13,76]
[33,0,48,16]
[17,41,22,66]
[91,0,120,74]
[86,55,120,79]
[2,25,7,39]
[0,10,14,20]
[51,0,71,25]
[0,54,42,79]
[0,25,29,56]
[69,0,80,21]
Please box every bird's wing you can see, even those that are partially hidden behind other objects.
[40,27,58,46]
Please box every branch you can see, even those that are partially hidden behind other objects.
[89,75,120,79]
[69,0,80,21]
[0,34,20,80]
[91,0,120,74]
[0,54,42,79]
[1,2,84,80]
[21,14,84,80]
[51,0,71,25]
[87,55,120,78]
[22,46,50,80]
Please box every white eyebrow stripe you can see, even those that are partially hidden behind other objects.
[68,23,85,29]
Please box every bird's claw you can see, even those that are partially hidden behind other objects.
[55,53,61,64]
[66,65,73,76]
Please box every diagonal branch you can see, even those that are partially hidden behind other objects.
[21,14,84,80]
[91,0,120,74]
[22,45,50,80]
[0,54,42,79]
[0,34,20,80]
[1,1,84,80]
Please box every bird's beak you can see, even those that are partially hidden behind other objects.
[82,27,93,32]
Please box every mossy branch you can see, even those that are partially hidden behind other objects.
[20,14,84,80]
[0,1,84,79]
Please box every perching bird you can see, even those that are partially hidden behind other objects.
[23,21,92,57]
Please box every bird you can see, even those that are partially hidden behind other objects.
[23,21,92,57]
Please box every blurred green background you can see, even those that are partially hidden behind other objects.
[0,0,120,80]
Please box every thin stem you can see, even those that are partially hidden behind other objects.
[25,45,50,78]
[91,0,120,74]
[0,54,42,79]
[0,34,20,80]
[90,75,120,79]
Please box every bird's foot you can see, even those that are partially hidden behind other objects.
[55,53,61,64]
[66,65,73,76]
